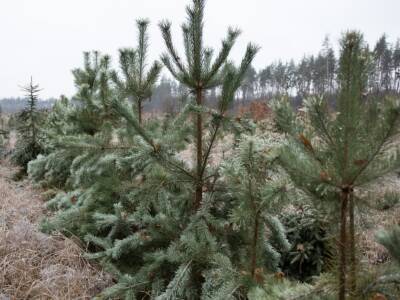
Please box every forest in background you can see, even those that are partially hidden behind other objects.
[2,33,399,115]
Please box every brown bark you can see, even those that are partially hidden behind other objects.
[194,88,203,210]
[138,99,143,125]
[339,188,349,300]
[349,194,357,298]
[251,214,260,278]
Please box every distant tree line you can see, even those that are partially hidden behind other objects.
[3,34,399,115]
[147,34,400,111]
[239,35,400,102]
[0,97,56,113]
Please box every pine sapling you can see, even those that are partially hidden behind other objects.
[273,31,400,300]
[112,19,162,125]
[222,135,290,280]
[12,78,44,171]
[159,0,247,210]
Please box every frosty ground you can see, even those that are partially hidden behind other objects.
[0,157,112,299]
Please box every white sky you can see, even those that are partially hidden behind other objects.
[1,0,399,99]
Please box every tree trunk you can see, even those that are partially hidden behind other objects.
[194,88,203,210]
[138,99,143,125]
[251,214,260,278]
[339,188,349,300]
[349,194,357,298]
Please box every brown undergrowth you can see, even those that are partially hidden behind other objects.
[0,159,113,299]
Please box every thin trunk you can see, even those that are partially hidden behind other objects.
[249,177,259,278]
[138,99,143,125]
[349,194,357,298]
[339,189,349,300]
[30,94,37,148]
[251,214,260,277]
[194,88,203,210]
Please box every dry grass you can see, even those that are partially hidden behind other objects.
[358,182,400,265]
[0,159,113,299]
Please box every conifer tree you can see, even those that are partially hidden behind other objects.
[221,135,290,279]
[98,45,258,298]
[12,78,44,171]
[159,0,249,209]
[37,1,259,297]
[28,51,118,188]
[28,96,80,188]
[273,31,400,299]
[71,51,116,134]
[112,19,162,125]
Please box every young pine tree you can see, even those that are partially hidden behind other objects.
[273,31,400,300]
[221,135,290,279]
[71,51,116,135]
[100,46,258,299]
[28,52,118,189]
[112,19,162,125]
[77,1,258,297]
[159,0,249,210]
[12,78,44,171]
[28,96,81,188]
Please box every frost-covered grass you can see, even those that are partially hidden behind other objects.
[0,159,112,299]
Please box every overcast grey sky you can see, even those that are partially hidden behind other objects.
[1,0,399,99]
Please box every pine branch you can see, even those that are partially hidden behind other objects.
[156,261,192,300]
[204,27,241,84]
[159,20,187,75]
[352,117,400,186]
[136,18,150,85]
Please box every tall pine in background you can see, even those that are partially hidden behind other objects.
[12,78,44,172]
[273,31,400,299]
